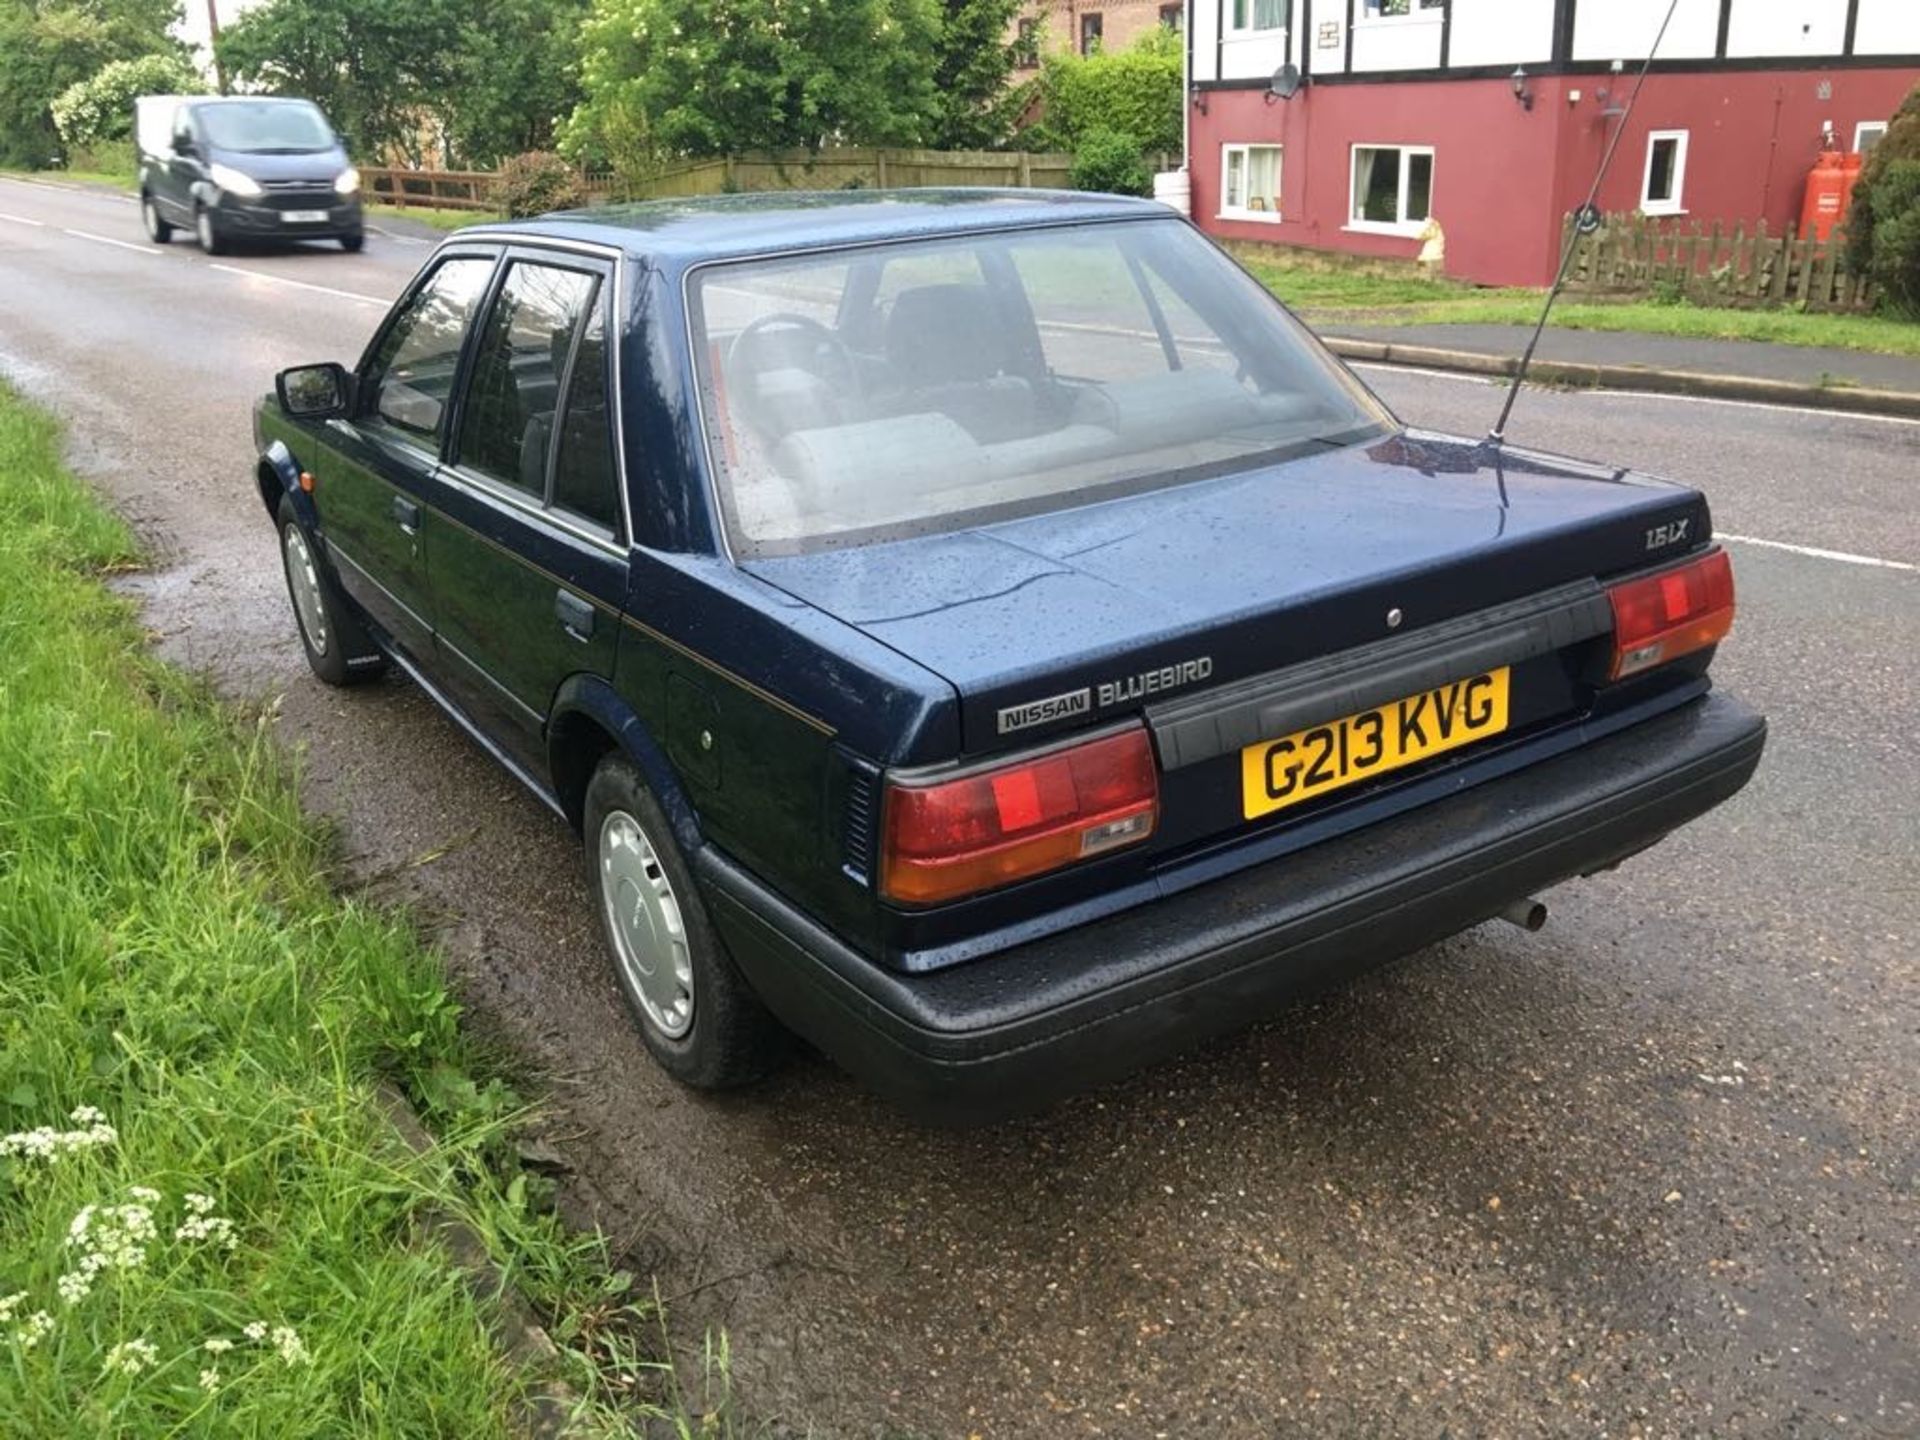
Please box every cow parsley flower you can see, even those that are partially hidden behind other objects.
[174,1195,237,1250]
[242,1321,268,1343]
[13,1310,54,1350]
[203,1337,234,1355]
[271,1325,309,1366]
[104,1337,158,1374]
[0,1292,25,1324]
[199,1366,221,1392]
[129,1185,161,1204]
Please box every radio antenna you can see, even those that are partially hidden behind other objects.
[1488,0,1683,446]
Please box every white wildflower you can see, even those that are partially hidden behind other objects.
[198,1366,221,1392]
[56,1268,95,1305]
[13,1310,54,1350]
[0,1106,117,1164]
[242,1321,268,1343]
[104,1337,158,1374]
[184,1193,217,1216]
[0,1292,25,1324]
[271,1325,309,1366]
[174,1208,237,1251]
[61,1200,156,1297]
[128,1185,161,1204]
[203,1337,234,1355]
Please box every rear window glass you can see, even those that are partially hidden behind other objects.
[688,219,1390,557]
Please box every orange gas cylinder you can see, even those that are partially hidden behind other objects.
[1801,151,1851,242]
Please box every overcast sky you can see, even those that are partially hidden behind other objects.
[171,0,268,70]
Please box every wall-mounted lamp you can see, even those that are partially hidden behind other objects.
[1189,82,1208,116]
[1511,67,1535,112]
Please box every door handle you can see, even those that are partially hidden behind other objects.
[555,589,595,642]
[390,495,420,535]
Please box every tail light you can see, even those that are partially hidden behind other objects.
[880,727,1159,906]
[1606,548,1735,680]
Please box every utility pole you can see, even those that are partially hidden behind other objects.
[206,0,227,94]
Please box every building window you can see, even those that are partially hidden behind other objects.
[1855,121,1887,155]
[1641,130,1688,216]
[1350,145,1433,234]
[1013,17,1040,68]
[1221,144,1282,221]
[1079,11,1103,53]
[1160,2,1184,31]
[1361,0,1442,18]
[1228,0,1286,34]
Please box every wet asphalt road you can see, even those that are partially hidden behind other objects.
[2,175,1916,1439]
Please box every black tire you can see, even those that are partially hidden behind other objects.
[338,232,365,253]
[584,756,786,1089]
[194,204,227,255]
[276,495,384,686]
[140,192,172,244]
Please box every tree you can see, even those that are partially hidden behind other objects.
[1843,82,1920,316]
[566,0,944,164]
[1030,23,1182,156]
[51,52,205,150]
[215,0,455,163]
[441,0,591,167]
[928,0,1020,151]
[0,0,185,167]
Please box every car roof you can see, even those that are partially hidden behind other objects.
[462,188,1171,265]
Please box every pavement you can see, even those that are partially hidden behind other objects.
[1317,321,1920,416]
[2,172,1917,1439]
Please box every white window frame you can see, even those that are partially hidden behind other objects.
[1346,143,1434,237]
[1854,121,1887,155]
[1640,129,1689,217]
[1356,0,1443,24]
[1226,0,1288,36]
[1219,143,1283,222]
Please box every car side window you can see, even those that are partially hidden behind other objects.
[550,304,620,536]
[363,257,494,444]
[455,261,598,497]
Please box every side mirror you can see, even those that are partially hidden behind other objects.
[276,363,354,420]
[170,133,195,157]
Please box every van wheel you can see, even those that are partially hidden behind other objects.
[584,757,787,1089]
[339,232,364,253]
[141,193,172,244]
[195,205,226,255]
[276,496,383,686]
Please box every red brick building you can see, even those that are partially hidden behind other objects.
[1183,0,1920,285]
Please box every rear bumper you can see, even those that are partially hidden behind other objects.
[701,690,1766,1123]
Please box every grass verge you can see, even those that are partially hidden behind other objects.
[1230,243,1920,359]
[0,387,734,1434]
[368,203,505,232]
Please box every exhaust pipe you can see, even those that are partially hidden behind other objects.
[1498,897,1548,932]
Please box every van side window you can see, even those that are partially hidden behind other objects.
[362,257,494,444]
[456,261,597,497]
[171,110,195,151]
[550,304,620,536]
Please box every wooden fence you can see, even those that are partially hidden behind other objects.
[1559,212,1875,313]
[362,146,1089,213]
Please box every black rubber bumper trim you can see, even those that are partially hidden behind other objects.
[700,691,1765,1122]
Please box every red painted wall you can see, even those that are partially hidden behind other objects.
[1190,66,1918,286]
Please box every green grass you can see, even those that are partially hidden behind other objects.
[1231,242,1920,359]
[368,203,505,232]
[0,388,738,1435]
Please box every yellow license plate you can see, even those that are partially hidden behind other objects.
[1240,667,1511,820]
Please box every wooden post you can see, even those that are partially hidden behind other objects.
[1018,151,1033,188]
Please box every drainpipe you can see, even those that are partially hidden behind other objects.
[1759,84,1784,219]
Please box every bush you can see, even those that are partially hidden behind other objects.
[1070,128,1150,197]
[49,54,205,152]
[1040,25,1182,155]
[494,150,586,218]
[1844,83,1920,315]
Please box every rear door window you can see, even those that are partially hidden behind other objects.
[362,256,495,444]
[550,305,621,535]
[456,261,599,496]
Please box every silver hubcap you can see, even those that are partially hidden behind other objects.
[143,198,159,237]
[282,524,329,657]
[599,811,694,1038]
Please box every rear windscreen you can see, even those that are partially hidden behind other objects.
[688,218,1391,556]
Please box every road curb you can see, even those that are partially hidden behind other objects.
[1322,336,1920,420]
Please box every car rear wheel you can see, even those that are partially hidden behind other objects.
[585,757,786,1089]
[194,205,226,255]
[276,495,383,686]
[141,193,172,244]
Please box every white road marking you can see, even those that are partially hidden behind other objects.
[1349,360,1920,428]
[364,225,425,246]
[0,211,46,227]
[0,174,134,203]
[63,227,157,255]
[207,263,386,305]
[1718,534,1917,574]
